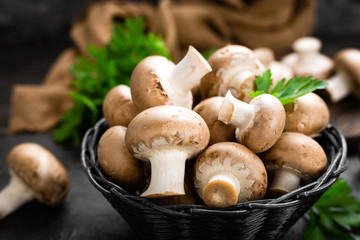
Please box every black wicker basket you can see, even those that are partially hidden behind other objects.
[81,118,347,240]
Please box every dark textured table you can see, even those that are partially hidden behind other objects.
[0,35,359,240]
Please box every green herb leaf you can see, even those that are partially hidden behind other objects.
[52,17,170,145]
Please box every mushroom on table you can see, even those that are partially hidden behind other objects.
[194,142,267,208]
[125,105,210,198]
[0,143,69,219]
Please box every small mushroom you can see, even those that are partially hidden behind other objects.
[218,91,285,153]
[102,84,138,127]
[253,47,295,85]
[281,37,334,80]
[193,96,236,145]
[97,126,148,190]
[130,46,211,112]
[0,143,69,220]
[200,45,265,103]
[194,142,267,208]
[125,105,210,198]
[325,48,360,102]
[261,132,327,197]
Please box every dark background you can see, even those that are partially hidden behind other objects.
[0,1,360,240]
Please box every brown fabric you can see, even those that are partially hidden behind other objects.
[8,0,316,133]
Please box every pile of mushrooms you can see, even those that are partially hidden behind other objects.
[98,44,330,208]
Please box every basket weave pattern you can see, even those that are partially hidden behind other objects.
[81,118,347,240]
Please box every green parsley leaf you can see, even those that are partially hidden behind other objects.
[52,17,170,145]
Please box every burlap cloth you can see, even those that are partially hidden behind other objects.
[8,0,316,133]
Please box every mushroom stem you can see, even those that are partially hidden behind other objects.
[168,46,212,98]
[218,91,254,129]
[326,70,352,102]
[269,169,301,195]
[227,71,256,98]
[203,173,240,208]
[293,38,321,66]
[141,149,188,197]
[0,171,34,220]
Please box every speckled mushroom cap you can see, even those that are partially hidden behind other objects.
[125,105,210,160]
[130,56,175,112]
[193,97,236,145]
[6,143,69,206]
[334,48,360,95]
[200,45,264,102]
[98,126,148,190]
[194,142,268,206]
[102,85,138,127]
[261,132,328,182]
[237,94,285,153]
[284,93,329,136]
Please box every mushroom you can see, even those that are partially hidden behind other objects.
[281,36,334,80]
[102,84,138,127]
[261,132,327,197]
[193,96,236,145]
[200,44,265,103]
[130,46,211,112]
[0,143,69,220]
[284,92,330,137]
[253,47,295,85]
[325,48,360,102]
[97,126,148,190]
[194,142,267,208]
[125,105,210,198]
[218,91,285,153]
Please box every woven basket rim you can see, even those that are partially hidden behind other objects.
[81,118,347,215]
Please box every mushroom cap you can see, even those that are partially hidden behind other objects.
[334,48,360,95]
[194,142,268,203]
[200,45,264,100]
[253,47,274,68]
[261,132,328,181]
[284,93,329,136]
[193,97,236,144]
[102,85,138,127]
[125,105,210,161]
[98,126,148,190]
[130,56,175,112]
[237,94,285,153]
[6,143,69,206]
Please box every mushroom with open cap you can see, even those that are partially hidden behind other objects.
[193,96,236,145]
[325,48,360,102]
[200,44,265,103]
[261,132,327,197]
[102,84,138,127]
[218,91,285,153]
[0,143,69,220]
[194,142,268,208]
[281,36,334,80]
[130,46,212,112]
[284,92,330,137]
[97,126,148,190]
[125,105,210,197]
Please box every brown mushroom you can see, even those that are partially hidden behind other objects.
[97,126,148,190]
[194,142,267,208]
[0,143,69,220]
[218,91,285,153]
[125,105,210,198]
[130,46,211,112]
[261,132,327,197]
[193,96,236,145]
[284,93,330,137]
[281,37,334,80]
[325,48,360,102]
[200,44,265,103]
[102,84,138,127]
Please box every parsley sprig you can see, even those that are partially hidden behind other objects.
[52,17,170,145]
[303,179,360,240]
[249,69,328,105]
